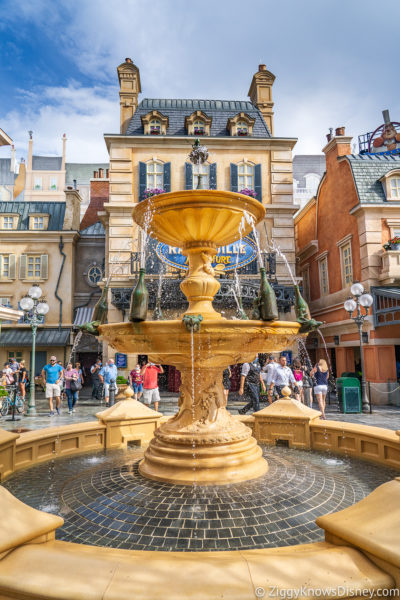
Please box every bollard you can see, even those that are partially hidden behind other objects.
[109,379,116,407]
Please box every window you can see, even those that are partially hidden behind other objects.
[27,256,42,279]
[34,177,42,190]
[49,177,57,190]
[193,120,205,135]
[3,216,14,229]
[193,163,209,189]
[1,255,9,278]
[318,257,329,295]
[390,177,400,199]
[341,243,353,286]
[238,162,254,189]
[8,351,22,362]
[87,265,103,286]
[0,298,11,307]
[32,216,44,230]
[302,267,310,302]
[237,121,249,136]
[146,161,164,188]
[150,119,161,134]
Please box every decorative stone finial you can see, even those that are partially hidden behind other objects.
[281,386,292,398]
[124,386,134,400]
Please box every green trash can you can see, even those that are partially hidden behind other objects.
[336,376,361,413]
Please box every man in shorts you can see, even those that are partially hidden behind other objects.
[42,356,64,416]
[141,362,163,412]
[99,359,118,406]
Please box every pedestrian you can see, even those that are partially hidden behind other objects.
[17,360,27,402]
[302,364,314,408]
[222,367,231,402]
[64,362,80,414]
[269,354,297,399]
[292,357,304,403]
[90,359,102,400]
[261,355,277,404]
[238,356,263,414]
[99,359,118,406]
[9,357,19,373]
[311,359,329,419]
[141,362,163,412]
[42,356,64,416]
[3,362,14,385]
[129,364,143,400]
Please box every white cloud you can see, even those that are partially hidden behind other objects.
[2,83,118,161]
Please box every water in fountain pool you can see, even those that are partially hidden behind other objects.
[2,446,396,552]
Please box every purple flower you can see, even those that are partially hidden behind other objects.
[143,188,166,199]
[240,188,257,198]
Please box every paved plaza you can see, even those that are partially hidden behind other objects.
[1,387,399,433]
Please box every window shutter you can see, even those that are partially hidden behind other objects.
[185,163,193,190]
[139,161,146,201]
[254,164,262,202]
[230,163,238,192]
[9,254,16,279]
[19,254,27,280]
[163,162,171,192]
[0,255,2,278]
[209,163,217,190]
[40,255,48,279]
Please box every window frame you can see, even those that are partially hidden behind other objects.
[0,214,17,230]
[34,177,42,190]
[192,162,210,189]
[146,160,164,189]
[28,214,49,231]
[390,177,400,199]
[49,176,57,191]
[238,161,255,190]
[27,255,42,280]
[317,252,329,296]
[301,265,310,302]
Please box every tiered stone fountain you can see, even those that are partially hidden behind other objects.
[99,189,300,484]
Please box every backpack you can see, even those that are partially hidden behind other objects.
[70,379,82,392]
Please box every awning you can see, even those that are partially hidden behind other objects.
[0,328,71,347]
[371,286,400,328]
[73,307,94,327]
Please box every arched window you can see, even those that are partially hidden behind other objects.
[238,162,254,190]
[150,119,161,135]
[193,163,209,188]
[193,120,205,135]
[146,160,164,188]
[305,173,320,192]
[237,121,249,136]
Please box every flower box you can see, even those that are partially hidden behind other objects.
[194,129,205,135]
[237,130,248,136]
[239,188,257,198]
[143,188,166,200]
[383,236,400,251]
[150,129,160,135]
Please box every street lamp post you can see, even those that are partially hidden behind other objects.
[20,285,49,416]
[344,282,374,414]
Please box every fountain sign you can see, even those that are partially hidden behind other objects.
[155,235,257,271]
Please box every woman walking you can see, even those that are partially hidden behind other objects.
[64,363,80,415]
[222,367,231,402]
[311,358,329,419]
[17,360,27,403]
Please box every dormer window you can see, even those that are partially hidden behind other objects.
[237,121,249,136]
[193,120,205,135]
[379,170,400,201]
[185,111,212,136]
[141,110,168,135]
[150,119,161,135]
[390,177,400,199]
[2,216,14,230]
[28,214,49,230]
[227,112,255,137]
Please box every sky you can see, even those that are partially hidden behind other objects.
[1,0,400,163]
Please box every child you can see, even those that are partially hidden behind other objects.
[129,364,143,400]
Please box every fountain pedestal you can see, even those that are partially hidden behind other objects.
[100,190,301,485]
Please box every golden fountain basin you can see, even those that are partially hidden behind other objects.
[99,320,300,370]
[134,189,265,248]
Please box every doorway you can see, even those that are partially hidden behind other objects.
[30,351,47,377]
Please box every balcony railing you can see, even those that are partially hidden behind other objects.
[379,250,400,285]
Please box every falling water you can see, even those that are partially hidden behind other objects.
[230,285,242,315]
[269,240,297,286]
[140,200,154,269]
[318,329,333,372]
[68,330,83,365]
[241,210,264,269]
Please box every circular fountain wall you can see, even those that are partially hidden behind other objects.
[3,446,396,552]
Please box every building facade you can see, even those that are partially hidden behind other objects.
[101,59,299,374]
[293,154,325,209]
[295,123,400,403]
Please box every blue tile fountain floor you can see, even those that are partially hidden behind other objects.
[2,446,397,551]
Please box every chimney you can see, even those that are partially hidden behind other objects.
[106,168,109,178]
[61,133,67,170]
[248,64,276,134]
[322,125,352,167]
[27,131,33,171]
[93,170,98,178]
[117,58,141,134]
[10,145,15,173]
[98,167,104,178]
[73,179,77,190]
[13,159,26,199]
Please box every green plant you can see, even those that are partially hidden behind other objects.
[383,236,400,250]
[116,375,127,384]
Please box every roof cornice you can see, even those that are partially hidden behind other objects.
[103,134,297,151]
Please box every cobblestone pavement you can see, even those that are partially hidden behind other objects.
[3,445,396,552]
[0,388,399,432]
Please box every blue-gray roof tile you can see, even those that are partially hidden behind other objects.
[126,98,271,138]
[346,153,400,204]
[0,158,16,186]
[32,156,63,170]
[0,202,66,230]
[80,221,105,236]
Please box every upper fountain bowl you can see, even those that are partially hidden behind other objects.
[133,190,265,249]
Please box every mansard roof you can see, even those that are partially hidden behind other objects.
[0,201,66,229]
[345,151,400,204]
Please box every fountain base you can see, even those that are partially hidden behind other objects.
[139,425,268,485]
